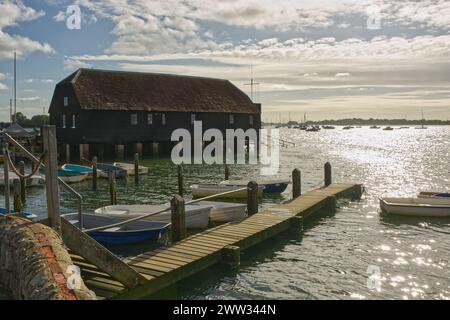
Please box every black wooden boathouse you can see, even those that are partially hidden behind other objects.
[48,69,261,160]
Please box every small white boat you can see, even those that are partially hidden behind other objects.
[0,172,45,188]
[113,162,149,176]
[94,204,212,229]
[190,184,264,199]
[188,201,247,223]
[380,197,450,217]
[58,170,88,183]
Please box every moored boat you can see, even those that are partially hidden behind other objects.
[0,207,37,219]
[188,201,247,223]
[94,204,212,229]
[62,213,170,245]
[61,164,105,178]
[383,127,394,131]
[220,179,289,193]
[0,172,45,188]
[380,197,450,217]
[97,163,127,178]
[58,170,88,183]
[190,184,264,199]
[113,162,149,175]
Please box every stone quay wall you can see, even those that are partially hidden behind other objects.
[0,216,96,300]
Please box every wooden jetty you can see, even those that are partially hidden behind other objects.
[69,183,361,299]
[2,126,362,300]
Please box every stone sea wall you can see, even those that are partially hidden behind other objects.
[0,216,95,300]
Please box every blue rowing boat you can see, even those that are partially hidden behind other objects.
[220,179,290,193]
[62,213,170,245]
[0,208,37,219]
[97,163,127,178]
[61,164,105,178]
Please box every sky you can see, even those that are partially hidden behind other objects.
[0,0,449,122]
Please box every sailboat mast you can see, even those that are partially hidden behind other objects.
[13,51,16,123]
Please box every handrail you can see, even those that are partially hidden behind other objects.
[0,132,84,228]
[83,186,248,233]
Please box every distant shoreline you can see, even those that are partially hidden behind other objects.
[263,118,450,126]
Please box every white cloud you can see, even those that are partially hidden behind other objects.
[0,0,54,59]
[63,57,92,70]
[18,96,40,101]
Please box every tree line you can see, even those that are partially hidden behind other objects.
[0,112,49,129]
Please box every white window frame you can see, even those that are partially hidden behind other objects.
[72,115,76,128]
[147,113,153,125]
[191,113,196,124]
[162,113,166,125]
[249,115,254,125]
[131,113,138,125]
[229,114,234,124]
[62,114,66,128]
[64,97,68,107]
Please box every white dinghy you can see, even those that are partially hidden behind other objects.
[380,197,450,217]
[94,204,213,229]
[188,201,247,223]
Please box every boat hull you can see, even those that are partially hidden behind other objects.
[97,163,127,178]
[188,201,247,223]
[0,208,37,219]
[0,173,45,188]
[418,192,450,198]
[191,184,264,199]
[380,197,450,217]
[94,204,211,229]
[113,162,149,175]
[62,213,170,245]
[58,170,88,183]
[61,164,105,179]
[220,179,289,193]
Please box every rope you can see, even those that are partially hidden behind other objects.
[5,149,45,179]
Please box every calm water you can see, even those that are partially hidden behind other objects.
[2,126,450,300]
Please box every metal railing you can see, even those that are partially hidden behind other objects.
[83,186,249,233]
[1,132,84,227]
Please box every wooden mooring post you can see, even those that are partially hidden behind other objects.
[108,171,117,205]
[42,125,61,235]
[224,164,229,180]
[18,161,26,203]
[92,156,98,191]
[324,162,332,187]
[247,181,259,215]
[177,164,183,197]
[292,168,301,198]
[2,142,10,214]
[171,195,186,243]
[13,179,22,213]
[134,153,139,185]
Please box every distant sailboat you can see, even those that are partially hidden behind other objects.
[416,110,428,129]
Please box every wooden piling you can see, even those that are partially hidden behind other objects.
[171,195,186,243]
[247,181,259,215]
[108,171,117,205]
[2,143,10,214]
[324,162,332,187]
[292,168,301,198]
[134,153,139,185]
[13,179,22,213]
[18,161,26,203]
[177,164,183,197]
[224,164,230,180]
[42,125,61,235]
[92,156,98,191]
[221,245,240,270]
